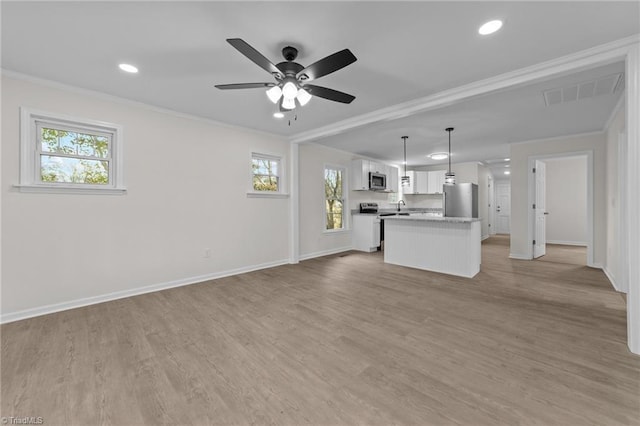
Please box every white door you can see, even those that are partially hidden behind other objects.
[495,182,511,234]
[488,177,495,235]
[533,160,547,258]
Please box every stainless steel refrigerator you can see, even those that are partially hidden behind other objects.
[443,183,478,218]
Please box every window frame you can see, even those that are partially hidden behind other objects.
[18,107,126,194]
[248,152,287,198]
[323,164,348,233]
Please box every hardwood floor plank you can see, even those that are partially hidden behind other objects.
[2,236,639,425]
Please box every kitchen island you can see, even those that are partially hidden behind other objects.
[383,214,481,278]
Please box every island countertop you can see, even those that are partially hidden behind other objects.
[383,216,481,277]
[380,214,480,223]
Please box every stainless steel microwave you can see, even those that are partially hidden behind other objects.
[369,172,386,190]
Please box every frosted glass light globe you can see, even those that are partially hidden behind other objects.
[282,81,298,99]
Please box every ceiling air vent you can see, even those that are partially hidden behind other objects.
[543,73,623,107]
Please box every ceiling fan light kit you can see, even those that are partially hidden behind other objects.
[296,88,312,106]
[215,38,357,115]
[266,86,282,103]
[282,97,296,110]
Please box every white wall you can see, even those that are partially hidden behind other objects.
[1,76,291,320]
[544,156,588,245]
[605,101,625,290]
[298,143,353,259]
[298,143,401,258]
[509,132,606,264]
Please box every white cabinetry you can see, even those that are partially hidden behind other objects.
[427,170,446,194]
[351,159,370,191]
[351,160,399,192]
[369,161,385,174]
[403,171,416,193]
[403,171,428,194]
[352,215,380,252]
[386,165,399,192]
[416,171,428,194]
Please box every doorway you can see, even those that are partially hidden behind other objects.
[529,151,593,266]
[495,181,511,234]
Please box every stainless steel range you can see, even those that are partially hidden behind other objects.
[359,202,379,214]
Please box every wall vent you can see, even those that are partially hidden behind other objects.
[543,73,623,107]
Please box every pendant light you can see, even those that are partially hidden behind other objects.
[445,127,456,184]
[401,136,410,187]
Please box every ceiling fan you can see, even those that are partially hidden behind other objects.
[215,38,357,112]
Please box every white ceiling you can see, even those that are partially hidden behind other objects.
[2,1,638,169]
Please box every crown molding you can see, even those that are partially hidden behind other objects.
[289,34,640,144]
[604,92,626,132]
[0,69,285,141]
[509,130,604,147]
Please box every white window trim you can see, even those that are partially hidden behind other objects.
[15,107,126,195]
[247,152,289,198]
[323,164,348,233]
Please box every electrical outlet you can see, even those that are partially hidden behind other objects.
[203,248,211,258]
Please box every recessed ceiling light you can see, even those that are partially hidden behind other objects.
[479,20,503,35]
[428,152,449,160]
[273,112,284,119]
[118,63,138,73]
[504,170,511,175]
[504,158,510,161]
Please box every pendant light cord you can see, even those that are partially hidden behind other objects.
[446,127,454,174]
[402,136,408,176]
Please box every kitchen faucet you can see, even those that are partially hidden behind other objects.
[397,199,406,212]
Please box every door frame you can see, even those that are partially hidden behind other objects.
[495,180,511,234]
[488,176,495,235]
[527,150,593,266]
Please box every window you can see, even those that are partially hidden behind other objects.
[325,166,346,231]
[251,153,281,193]
[18,108,125,194]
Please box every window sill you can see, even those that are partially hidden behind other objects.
[323,228,350,235]
[14,184,127,195]
[246,192,289,199]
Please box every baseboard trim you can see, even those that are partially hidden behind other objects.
[603,266,625,293]
[482,234,490,241]
[509,253,532,260]
[547,240,588,246]
[299,246,353,261]
[0,258,290,324]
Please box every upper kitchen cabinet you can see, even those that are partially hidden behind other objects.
[351,160,399,192]
[403,171,428,194]
[369,161,385,174]
[351,159,370,191]
[386,165,399,193]
[427,170,446,194]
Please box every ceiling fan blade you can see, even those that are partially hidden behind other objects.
[226,38,282,78]
[303,84,355,104]
[297,49,357,82]
[215,83,275,90]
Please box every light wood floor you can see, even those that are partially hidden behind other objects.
[2,236,639,425]
[537,242,588,266]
